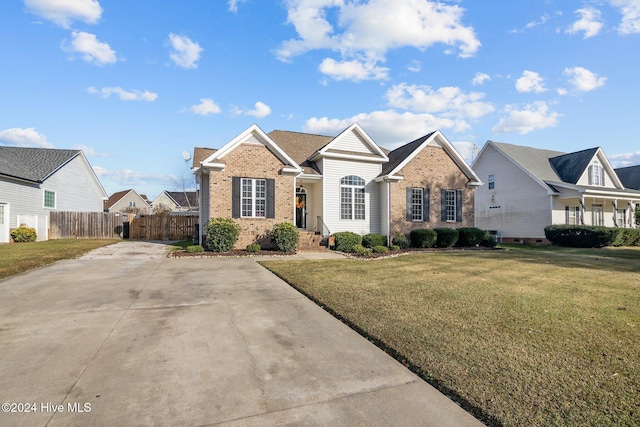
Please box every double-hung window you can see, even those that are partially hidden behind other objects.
[445,190,456,222]
[565,206,580,225]
[340,176,365,220]
[241,178,266,218]
[411,188,423,221]
[44,190,56,209]
[589,161,605,186]
[488,174,495,190]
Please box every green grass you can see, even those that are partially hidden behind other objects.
[261,246,640,427]
[0,239,119,279]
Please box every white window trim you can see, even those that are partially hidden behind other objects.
[43,189,56,209]
[241,178,267,218]
[445,190,456,222]
[488,173,495,190]
[340,176,366,221]
[411,187,423,221]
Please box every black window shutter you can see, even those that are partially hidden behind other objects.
[232,177,240,218]
[441,189,447,222]
[266,179,275,218]
[423,188,430,222]
[406,188,412,221]
[456,189,463,222]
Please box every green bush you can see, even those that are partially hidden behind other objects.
[544,225,622,248]
[272,222,299,252]
[389,244,401,251]
[614,228,640,247]
[333,231,362,252]
[480,233,497,248]
[372,245,389,254]
[246,243,261,253]
[456,227,487,247]
[362,233,387,248]
[434,228,458,248]
[186,245,204,253]
[392,233,410,249]
[11,226,37,243]
[410,229,437,248]
[351,244,372,257]
[206,218,241,252]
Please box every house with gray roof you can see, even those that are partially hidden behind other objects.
[615,165,640,190]
[0,146,107,243]
[192,123,481,248]
[472,141,640,244]
[151,190,198,212]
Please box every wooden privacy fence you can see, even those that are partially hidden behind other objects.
[49,211,128,239]
[50,212,198,241]
[129,214,198,240]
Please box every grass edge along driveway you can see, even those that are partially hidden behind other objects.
[260,247,640,427]
[0,239,119,280]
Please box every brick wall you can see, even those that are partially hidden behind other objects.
[389,145,475,236]
[207,143,295,249]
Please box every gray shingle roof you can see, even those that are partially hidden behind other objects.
[381,131,436,176]
[489,141,567,183]
[0,146,80,183]
[268,130,334,175]
[615,165,640,190]
[166,191,198,208]
[549,148,598,184]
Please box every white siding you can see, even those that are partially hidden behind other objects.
[474,146,552,239]
[576,155,619,189]
[322,158,383,235]
[0,155,105,240]
[332,132,376,154]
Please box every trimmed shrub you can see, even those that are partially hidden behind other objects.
[206,218,241,252]
[614,228,640,247]
[480,233,497,248]
[544,225,622,248]
[333,231,362,252]
[246,243,261,253]
[456,227,487,247]
[186,245,204,253]
[362,233,387,248]
[410,229,437,248]
[392,233,410,249]
[272,222,299,252]
[11,226,37,243]
[434,228,459,248]
[389,245,401,251]
[372,245,389,254]
[351,244,372,257]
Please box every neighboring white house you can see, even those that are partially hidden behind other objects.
[151,191,198,212]
[0,147,107,242]
[103,189,151,214]
[473,141,640,244]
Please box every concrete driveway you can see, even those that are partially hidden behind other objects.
[0,241,482,426]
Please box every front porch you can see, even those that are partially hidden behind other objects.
[554,194,638,228]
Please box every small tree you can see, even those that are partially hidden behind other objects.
[152,203,173,215]
[206,218,241,252]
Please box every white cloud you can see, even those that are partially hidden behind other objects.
[0,127,53,148]
[73,144,107,157]
[228,0,246,13]
[609,0,640,34]
[472,72,491,86]
[407,60,422,73]
[516,70,546,93]
[492,101,560,134]
[88,86,158,101]
[277,0,479,81]
[64,31,117,66]
[566,8,604,38]
[319,57,389,81]
[168,34,203,69]
[563,67,607,91]
[303,110,460,148]
[385,83,494,126]
[189,98,221,116]
[610,150,640,166]
[246,102,272,118]
[25,0,102,28]
[93,166,177,189]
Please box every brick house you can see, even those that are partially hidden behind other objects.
[193,124,481,248]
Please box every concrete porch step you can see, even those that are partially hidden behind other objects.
[297,231,330,252]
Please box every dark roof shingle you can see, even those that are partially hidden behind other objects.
[0,146,80,182]
[615,165,640,190]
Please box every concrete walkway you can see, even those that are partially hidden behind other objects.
[0,241,482,426]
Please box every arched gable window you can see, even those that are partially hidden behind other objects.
[589,160,605,186]
[340,175,365,220]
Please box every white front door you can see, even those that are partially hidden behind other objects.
[0,203,9,243]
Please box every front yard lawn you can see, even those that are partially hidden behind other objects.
[0,239,119,279]
[261,246,640,427]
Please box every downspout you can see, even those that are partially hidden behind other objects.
[386,180,391,247]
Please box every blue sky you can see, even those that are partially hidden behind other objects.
[1,0,639,199]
